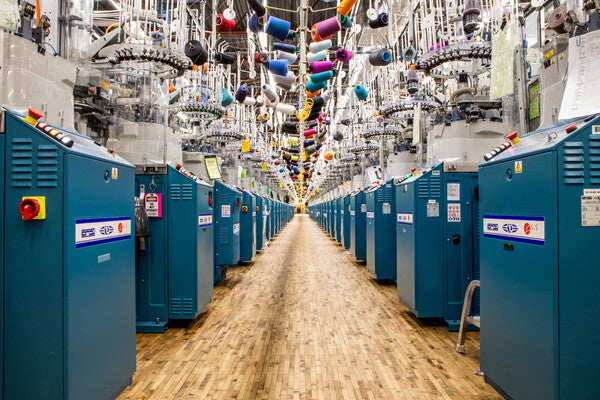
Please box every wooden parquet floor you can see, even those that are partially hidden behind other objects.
[118,214,501,400]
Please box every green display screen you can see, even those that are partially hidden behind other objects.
[529,81,540,121]
[204,156,221,180]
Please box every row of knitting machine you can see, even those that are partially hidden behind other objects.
[0,0,299,398]
[307,1,600,400]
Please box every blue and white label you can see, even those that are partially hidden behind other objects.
[233,222,240,234]
[198,213,212,227]
[350,210,355,216]
[397,212,413,225]
[366,211,375,219]
[483,215,545,245]
[75,217,131,248]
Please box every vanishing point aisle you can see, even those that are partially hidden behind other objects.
[119,215,500,400]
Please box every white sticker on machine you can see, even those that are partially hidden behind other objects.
[382,202,391,214]
[581,195,600,226]
[447,203,461,222]
[361,204,367,213]
[75,217,131,248]
[232,222,240,234]
[483,215,545,245]
[222,204,231,218]
[427,200,439,217]
[447,183,460,201]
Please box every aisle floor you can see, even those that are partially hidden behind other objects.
[118,215,500,400]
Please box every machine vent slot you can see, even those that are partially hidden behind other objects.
[430,176,441,198]
[170,184,181,200]
[589,136,600,185]
[376,186,392,202]
[11,138,33,187]
[36,145,58,187]
[418,178,429,198]
[170,298,194,316]
[563,142,585,184]
[182,184,193,200]
[219,228,229,245]
[219,193,228,204]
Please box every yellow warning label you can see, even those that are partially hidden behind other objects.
[112,167,118,179]
[261,162,267,171]
[241,140,250,152]
[515,161,522,174]
[544,49,554,60]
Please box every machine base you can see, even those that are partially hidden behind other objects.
[109,377,134,400]
[136,321,168,333]
[444,319,480,332]
[484,375,514,400]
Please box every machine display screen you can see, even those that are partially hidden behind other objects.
[205,156,221,180]
[529,81,540,121]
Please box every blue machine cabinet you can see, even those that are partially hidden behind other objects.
[269,198,275,237]
[239,190,256,262]
[342,195,351,249]
[214,181,242,282]
[365,180,397,280]
[254,194,264,251]
[135,166,214,332]
[264,197,271,242]
[2,109,135,400]
[328,200,335,236]
[0,111,5,397]
[479,116,600,400]
[350,190,367,261]
[335,197,342,243]
[395,164,479,328]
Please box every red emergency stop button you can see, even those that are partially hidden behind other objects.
[242,206,248,212]
[566,124,577,133]
[19,198,41,220]
[28,108,44,120]
[24,108,44,125]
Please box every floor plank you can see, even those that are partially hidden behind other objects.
[118,214,500,400]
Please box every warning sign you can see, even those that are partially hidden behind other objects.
[222,204,231,218]
[427,200,439,218]
[382,202,391,214]
[581,195,600,226]
[447,203,461,222]
[145,193,162,217]
[515,161,523,173]
[447,183,460,201]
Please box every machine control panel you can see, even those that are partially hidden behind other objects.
[482,116,594,164]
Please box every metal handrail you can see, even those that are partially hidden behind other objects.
[456,280,480,354]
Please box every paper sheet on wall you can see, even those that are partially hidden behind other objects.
[491,21,516,99]
[0,0,18,30]
[558,30,600,120]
